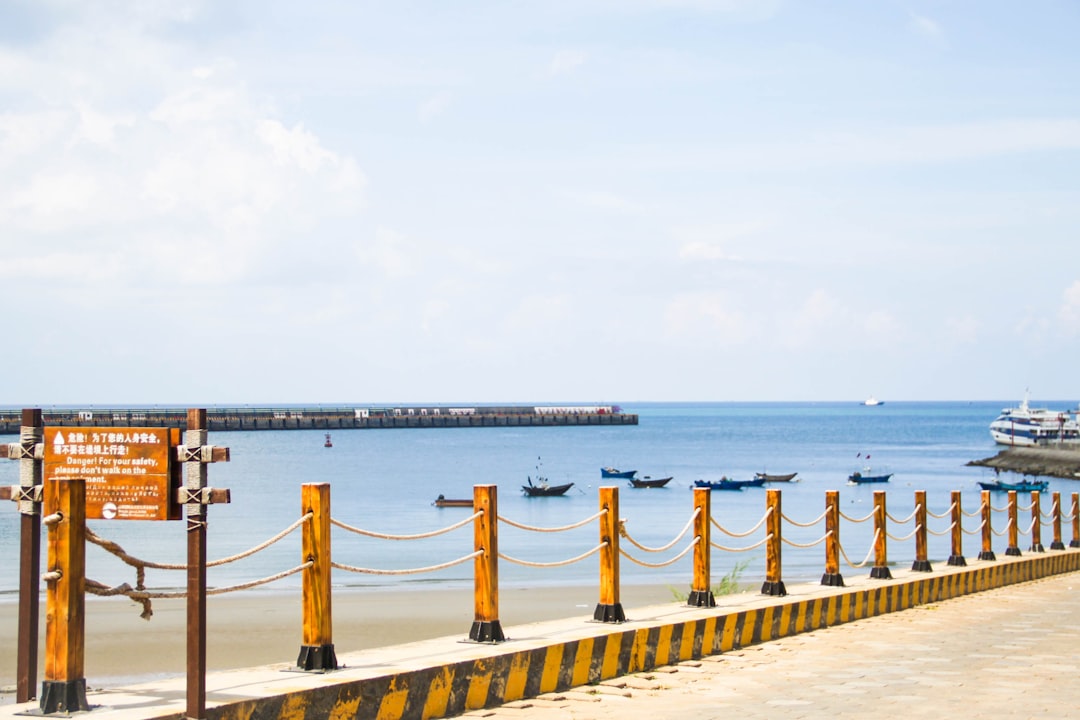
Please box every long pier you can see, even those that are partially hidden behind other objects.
[0,405,637,433]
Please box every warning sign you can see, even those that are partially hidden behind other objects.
[44,427,178,521]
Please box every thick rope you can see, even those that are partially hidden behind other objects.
[961,504,981,518]
[620,508,699,553]
[838,529,879,569]
[331,550,482,575]
[839,508,875,523]
[990,525,1009,537]
[331,512,480,540]
[500,543,606,568]
[926,521,956,537]
[84,561,313,619]
[1040,501,1059,520]
[497,508,606,533]
[962,519,987,535]
[1018,501,1035,512]
[710,533,772,553]
[886,525,920,542]
[619,538,698,568]
[887,505,920,524]
[990,503,1009,513]
[85,514,311,571]
[781,532,828,549]
[1021,517,1038,535]
[711,506,771,538]
[925,503,955,520]
[780,509,827,528]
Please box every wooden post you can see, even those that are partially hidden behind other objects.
[594,486,625,621]
[978,490,996,560]
[821,490,843,586]
[870,490,892,579]
[688,487,716,605]
[17,408,43,704]
[1050,492,1066,550]
[185,409,209,720]
[39,477,89,714]
[760,489,786,596]
[469,484,504,642]
[1005,491,1021,556]
[1071,493,1080,549]
[947,490,966,566]
[297,483,337,670]
[1030,491,1045,552]
[911,490,932,571]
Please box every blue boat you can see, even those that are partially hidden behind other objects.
[601,467,637,479]
[694,477,765,491]
[977,479,1048,492]
[848,470,893,484]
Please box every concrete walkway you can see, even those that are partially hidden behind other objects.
[458,571,1080,720]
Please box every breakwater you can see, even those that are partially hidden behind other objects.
[0,405,637,433]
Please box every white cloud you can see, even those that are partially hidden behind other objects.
[1059,281,1080,336]
[908,13,945,44]
[419,91,453,123]
[548,50,588,77]
[664,292,752,343]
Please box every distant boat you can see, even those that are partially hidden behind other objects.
[754,472,798,482]
[862,396,884,406]
[629,476,673,488]
[977,478,1048,492]
[693,477,765,491]
[601,467,637,479]
[848,468,892,484]
[432,494,473,508]
[523,457,574,496]
[324,433,333,448]
[522,477,574,497]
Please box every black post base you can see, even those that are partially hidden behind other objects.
[1051,541,1066,550]
[760,580,787,597]
[468,620,506,643]
[870,566,893,580]
[686,589,716,607]
[978,550,997,561]
[39,679,89,715]
[911,560,933,572]
[296,643,338,671]
[1030,543,1045,553]
[1070,540,1080,548]
[947,555,967,567]
[1005,546,1022,556]
[820,572,844,587]
[593,602,627,622]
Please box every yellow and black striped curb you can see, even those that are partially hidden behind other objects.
[204,551,1080,720]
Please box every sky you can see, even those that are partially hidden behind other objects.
[1,0,1078,406]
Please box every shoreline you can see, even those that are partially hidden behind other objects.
[0,582,680,691]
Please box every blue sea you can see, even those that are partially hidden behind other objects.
[0,401,1073,599]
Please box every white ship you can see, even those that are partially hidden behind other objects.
[989,392,1080,446]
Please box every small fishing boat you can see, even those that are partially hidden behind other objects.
[848,469,892,484]
[432,494,473,508]
[754,472,798,482]
[522,477,574,497]
[628,476,673,488]
[601,467,637,479]
[324,433,333,448]
[694,477,765,491]
[977,478,1049,492]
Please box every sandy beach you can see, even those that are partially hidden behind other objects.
[0,583,679,691]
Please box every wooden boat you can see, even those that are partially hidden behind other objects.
[432,494,472,508]
[848,470,892,484]
[694,477,765,491]
[754,472,798,482]
[977,479,1048,492]
[629,476,672,488]
[601,467,637,479]
[324,433,333,448]
[522,477,574,497]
